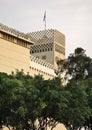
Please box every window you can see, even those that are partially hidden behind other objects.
[42,55,46,60]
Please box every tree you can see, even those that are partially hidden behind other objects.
[23,75,68,130]
[63,81,90,130]
[0,72,8,128]
[13,72,67,130]
[23,75,45,130]
[84,78,92,130]
[66,48,92,82]
[55,47,92,130]
[0,72,24,129]
[36,77,68,130]
[55,59,66,78]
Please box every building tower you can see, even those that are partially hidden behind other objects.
[29,29,65,68]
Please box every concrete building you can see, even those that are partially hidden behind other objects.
[29,29,65,68]
[0,23,57,79]
[0,23,65,79]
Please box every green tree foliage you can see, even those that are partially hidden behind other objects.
[64,81,90,130]
[36,77,69,130]
[0,72,24,129]
[84,78,92,130]
[66,48,92,82]
[0,71,68,130]
[55,47,92,130]
[55,59,66,78]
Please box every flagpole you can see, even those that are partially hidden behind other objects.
[45,11,46,30]
[43,11,46,30]
[45,17,46,30]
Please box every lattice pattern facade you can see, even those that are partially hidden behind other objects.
[55,44,65,55]
[30,43,53,54]
[28,29,54,41]
[29,29,65,67]
[54,29,65,46]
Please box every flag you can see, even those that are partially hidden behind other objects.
[43,11,46,21]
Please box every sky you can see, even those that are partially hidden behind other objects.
[0,0,92,58]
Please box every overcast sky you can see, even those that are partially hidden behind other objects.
[0,0,92,57]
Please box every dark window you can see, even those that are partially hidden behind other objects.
[42,55,46,60]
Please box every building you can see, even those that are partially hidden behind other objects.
[0,23,66,130]
[0,23,33,74]
[0,23,57,79]
[0,23,65,79]
[29,29,65,68]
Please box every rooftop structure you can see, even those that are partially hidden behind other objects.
[29,29,65,67]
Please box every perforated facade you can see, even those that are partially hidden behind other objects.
[29,29,65,67]
[0,23,57,79]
